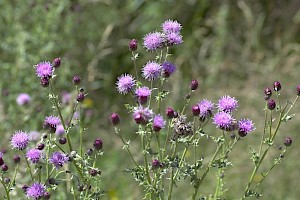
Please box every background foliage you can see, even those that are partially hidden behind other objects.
[1,0,300,199]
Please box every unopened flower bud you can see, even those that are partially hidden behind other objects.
[267,99,276,110]
[72,75,81,85]
[189,80,198,90]
[284,137,292,147]
[192,105,200,116]
[273,81,281,92]
[52,58,61,68]
[110,113,120,126]
[296,85,300,96]
[129,39,138,51]
[94,138,103,150]
[264,87,272,100]
[165,107,175,119]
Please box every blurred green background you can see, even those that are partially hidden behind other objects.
[1,0,300,199]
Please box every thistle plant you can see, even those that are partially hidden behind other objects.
[111,20,300,199]
[0,59,104,199]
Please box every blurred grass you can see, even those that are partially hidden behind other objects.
[1,0,300,199]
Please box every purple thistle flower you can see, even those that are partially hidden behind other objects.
[28,131,40,141]
[142,61,162,81]
[26,182,45,200]
[43,116,61,132]
[153,114,166,132]
[238,118,255,137]
[16,93,31,106]
[217,95,238,113]
[161,19,182,34]
[162,62,176,78]
[165,32,183,46]
[49,152,68,169]
[143,32,164,51]
[213,111,236,131]
[35,61,53,78]
[135,86,151,105]
[11,131,29,150]
[26,149,42,164]
[133,106,153,125]
[55,125,65,136]
[198,99,214,119]
[116,74,135,95]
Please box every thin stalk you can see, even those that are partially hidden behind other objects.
[114,127,139,167]
[259,102,268,155]
[79,103,83,157]
[167,141,178,200]
[22,151,34,181]
[0,177,10,200]
[141,132,152,185]
[192,144,222,200]
[131,51,139,81]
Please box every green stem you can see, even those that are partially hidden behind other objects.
[167,142,178,200]
[131,51,139,81]
[49,80,73,151]
[0,176,10,200]
[79,103,83,157]
[114,127,139,167]
[141,131,152,186]
[192,144,222,200]
[259,102,268,155]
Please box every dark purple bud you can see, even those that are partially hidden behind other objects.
[110,113,120,126]
[192,105,200,116]
[165,107,175,119]
[134,113,144,124]
[72,75,81,85]
[152,159,161,169]
[0,157,3,166]
[238,130,247,137]
[52,57,61,68]
[36,143,45,150]
[264,87,272,100]
[1,164,8,172]
[94,138,103,150]
[296,85,300,96]
[189,80,198,90]
[22,185,29,193]
[59,137,67,145]
[4,177,10,184]
[267,99,276,110]
[44,192,51,199]
[76,92,85,102]
[273,81,281,92]
[284,137,292,147]
[129,39,138,51]
[40,77,50,87]
[89,169,98,176]
[86,148,93,156]
[48,178,56,185]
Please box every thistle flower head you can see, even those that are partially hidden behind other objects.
[142,61,162,81]
[238,118,255,137]
[135,86,151,105]
[133,106,153,125]
[162,62,176,78]
[165,32,183,46]
[116,74,135,95]
[26,149,42,164]
[16,93,31,106]
[43,116,61,132]
[143,32,164,51]
[161,19,182,33]
[213,111,236,131]
[217,95,238,113]
[49,152,68,169]
[11,131,29,150]
[35,61,53,78]
[153,114,166,132]
[26,182,45,200]
[198,99,214,119]
[55,125,65,136]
